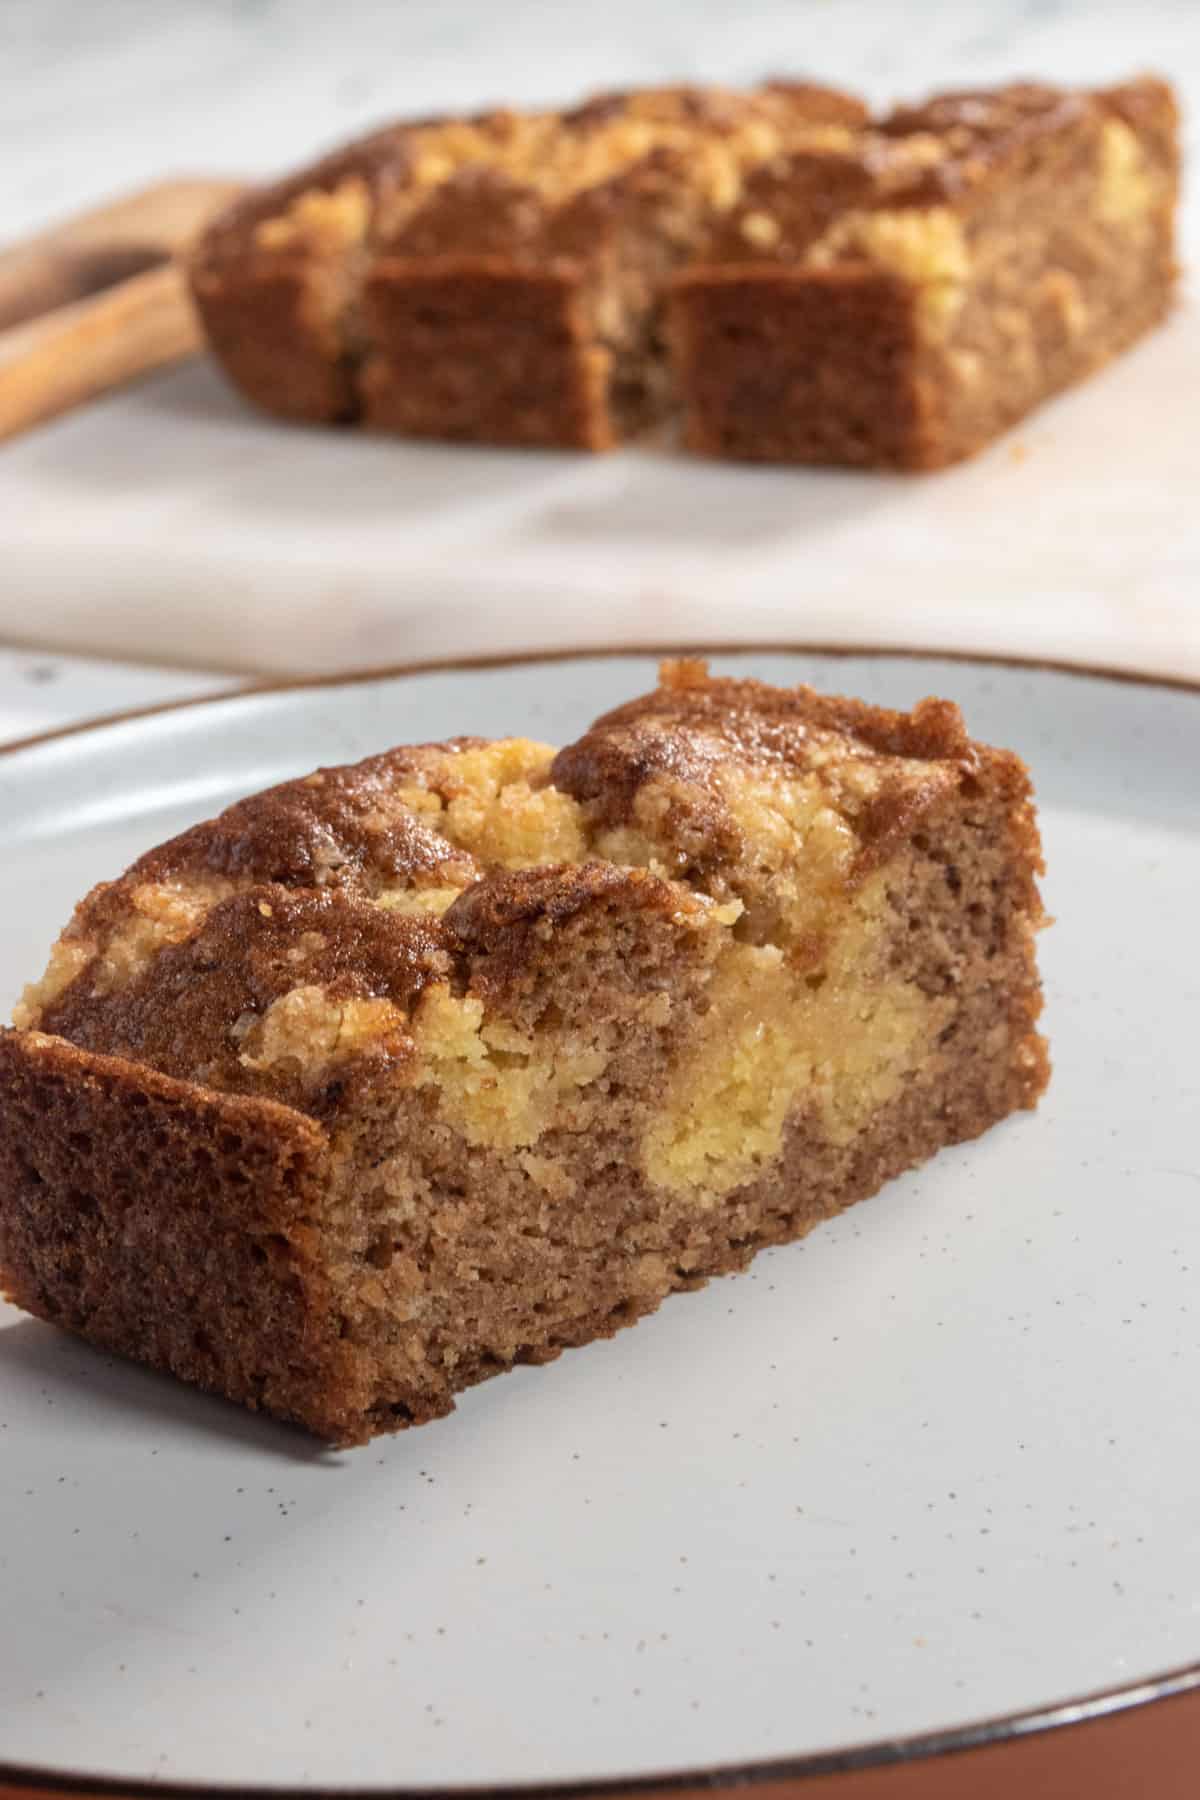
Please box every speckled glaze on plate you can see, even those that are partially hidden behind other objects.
[1,650,1198,1798]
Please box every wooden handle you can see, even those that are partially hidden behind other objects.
[0,262,205,442]
[0,176,245,441]
[0,177,242,332]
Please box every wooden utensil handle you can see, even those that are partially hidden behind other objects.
[0,262,205,442]
[0,177,242,332]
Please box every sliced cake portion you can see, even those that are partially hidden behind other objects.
[669,77,1179,467]
[0,664,1048,1443]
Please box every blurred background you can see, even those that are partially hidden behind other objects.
[0,0,1196,737]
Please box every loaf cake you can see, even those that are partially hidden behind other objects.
[189,75,1178,467]
[0,664,1049,1443]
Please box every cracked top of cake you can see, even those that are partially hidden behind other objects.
[14,662,1032,1135]
[687,75,1174,319]
[194,77,1173,286]
[192,80,870,278]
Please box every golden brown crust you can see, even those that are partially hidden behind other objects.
[24,663,1036,1087]
[41,888,446,1114]
[588,658,978,760]
[690,89,1111,269]
[553,664,1005,882]
[878,81,1087,171]
[443,861,712,1009]
[1097,74,1180,158]
[135,739,489,895]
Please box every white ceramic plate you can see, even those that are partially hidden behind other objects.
[1,650,1198,1794]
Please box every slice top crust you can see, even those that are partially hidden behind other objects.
[697,78,1176,265]
[14,662,1046,1164]
[195,82,870,275]
[195,76,1173,277]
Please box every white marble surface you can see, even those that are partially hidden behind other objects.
[3,0,1198,240]
[1,0,1197,683]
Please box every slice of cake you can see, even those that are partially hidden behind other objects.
[0,664,1049,1443]
[669,78,1179,467]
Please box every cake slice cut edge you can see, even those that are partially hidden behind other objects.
[0,662,1049,1445]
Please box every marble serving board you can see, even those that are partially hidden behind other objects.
[2,306,1197,681]
[1,0,1198,680]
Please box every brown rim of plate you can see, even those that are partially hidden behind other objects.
[2,637,1200,759]
[2,640,1198,1800]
